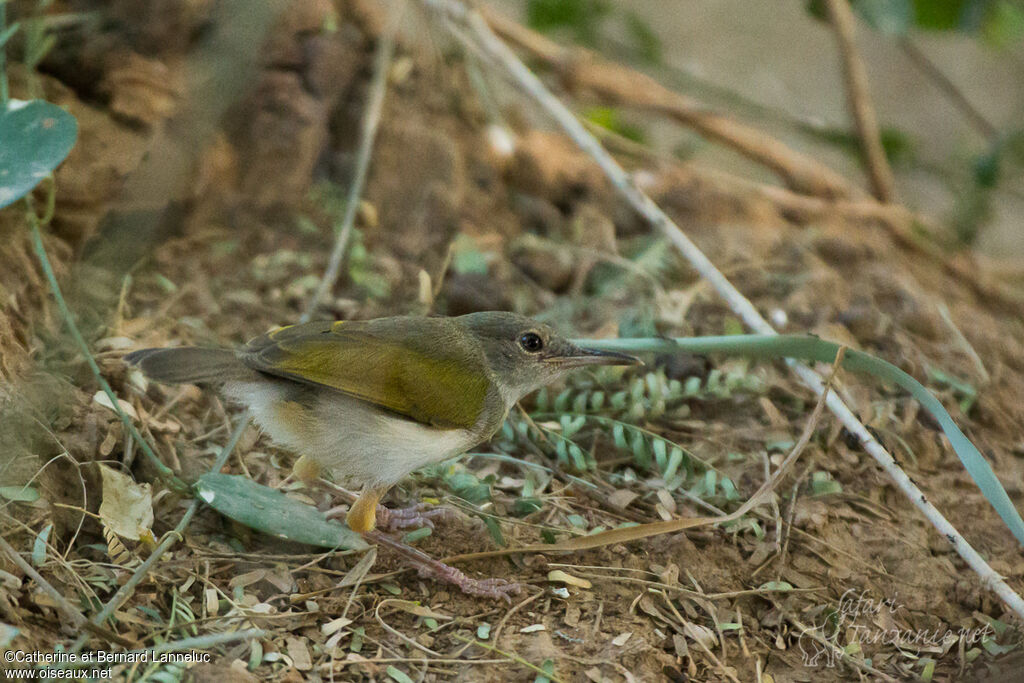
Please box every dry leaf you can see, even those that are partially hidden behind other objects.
[548,570,592,589]
[93,392,138,420]
[285,638,312,671]
[608,489,639,510]
[98,464,153,541]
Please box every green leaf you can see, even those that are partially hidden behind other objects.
[758,580,794,591]
[385,667,413,683]
[623,11,662,63]
[350,626,365,652]
[811,471,844,496]
[0,99,78,209]
[981,0,1024,47]
[32,524,52,567]
[195,474,367,550]
[584,106,645,143]
[912,0,968,31]
[534,658,556,683]
[513,497,544,517]
[0,21,21,50]
[0,485,39,502]
[483,516,506,546]
[451,234,489,275]
[526,0,610,45]
[854,0,913,34]
[401,527,432,544]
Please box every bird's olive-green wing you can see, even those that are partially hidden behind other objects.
[239,320,490,429]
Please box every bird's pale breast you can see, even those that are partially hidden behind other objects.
[223,379,481,489]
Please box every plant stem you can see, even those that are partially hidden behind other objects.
[26,200,189,494]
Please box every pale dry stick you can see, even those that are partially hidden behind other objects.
[424,0,1024,622]
[763,452,782,554]
[825,0,896,202]
[478,5,858,200]
[777,465,810,578]
[550,570,819,602]
[488,589,543,650]
[685,571,730,670]
[302,26,395,324]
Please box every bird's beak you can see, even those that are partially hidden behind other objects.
[545,345,643,368]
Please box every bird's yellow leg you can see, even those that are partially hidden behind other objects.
[346,485,390,533]
[292,455,322,483]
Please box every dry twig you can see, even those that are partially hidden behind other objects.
[825,0,896,202]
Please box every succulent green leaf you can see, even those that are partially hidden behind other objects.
[195,473,367,549]
[574,333,1024,548]
[0,99,78,209]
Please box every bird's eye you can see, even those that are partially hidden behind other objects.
[519,332,544,353]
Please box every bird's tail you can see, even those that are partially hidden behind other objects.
[124,347,253,385]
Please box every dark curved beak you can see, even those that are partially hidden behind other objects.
[545,345,642,368]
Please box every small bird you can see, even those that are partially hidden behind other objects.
[126,312,639,597]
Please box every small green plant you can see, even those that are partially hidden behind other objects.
[0,3,76,209]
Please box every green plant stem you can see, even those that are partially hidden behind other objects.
[68,416,248,654]
[26,199,188,494]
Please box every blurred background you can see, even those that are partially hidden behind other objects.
[496,0,1024,255]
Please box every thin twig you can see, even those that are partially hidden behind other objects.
[825,0,896,203]
[0,535,135,648]
[301,26,395,323]
[423,0,1024,622]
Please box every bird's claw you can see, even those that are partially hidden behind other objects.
[376,503,457,531]
[415,563,524,602]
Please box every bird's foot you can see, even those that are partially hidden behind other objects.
[376,502,457,531]
[415,562,523,602]
[365,530,524,602]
